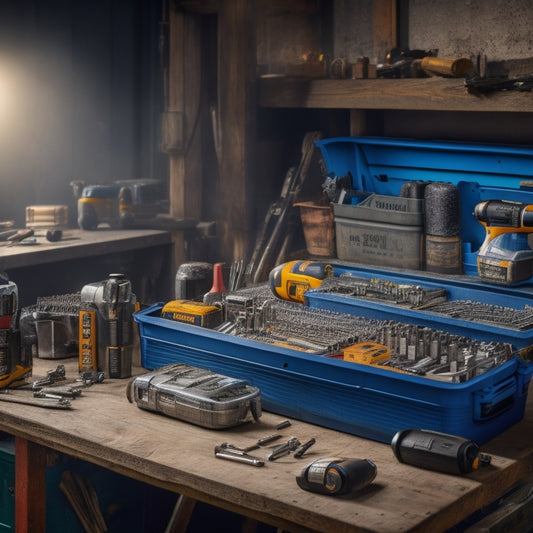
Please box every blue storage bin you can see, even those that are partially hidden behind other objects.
[135,303,533,445]
[135,137,533,446]
[316,136,533,275]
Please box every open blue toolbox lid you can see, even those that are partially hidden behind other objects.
[316,136,533,276]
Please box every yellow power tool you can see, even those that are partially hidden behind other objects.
[269,260,333,303]
[474,200,533,284]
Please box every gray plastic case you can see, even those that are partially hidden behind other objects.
[129,363,261,428]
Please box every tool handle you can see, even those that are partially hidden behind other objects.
[420,57,472,76]
[391,429,482,474]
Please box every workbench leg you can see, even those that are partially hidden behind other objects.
[15,437,47,533]
[164,494,196,533]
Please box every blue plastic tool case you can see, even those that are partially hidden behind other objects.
[135,137,533,445]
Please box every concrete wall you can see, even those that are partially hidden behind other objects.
[408,0,533,62]
[333,0,533,65]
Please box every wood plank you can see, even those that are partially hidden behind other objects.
[372,0,397,63]
[15,437,47,533]
[0,356,531,533]
[217,0,257,262]
[0,229,172,270]
[259,77,533,112]
[167,6,204,267]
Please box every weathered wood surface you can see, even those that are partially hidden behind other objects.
[217,0,257,263]
[259,77,533,113]
[0,229,172,270]
[1,357,532,533]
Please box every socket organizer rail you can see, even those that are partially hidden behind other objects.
[315,274,533,330]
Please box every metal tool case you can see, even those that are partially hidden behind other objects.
[128,363,261,429]
[135,137,533,444]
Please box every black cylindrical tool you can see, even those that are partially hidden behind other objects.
[400,180,427,199]
[391,429,491,475]
[424,182,462,274]
[424,182,460,237]
[175,262,213,300]
[296,457,377,495]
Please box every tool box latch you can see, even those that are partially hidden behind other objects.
[473,376,516,421]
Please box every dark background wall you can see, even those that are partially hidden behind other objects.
[2,0,533,232]
[0,0,165,227]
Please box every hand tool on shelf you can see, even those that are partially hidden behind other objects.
[293,438,316,459]
[0,389,71,409]
[378,49,472,78]
[246,131,322,285]
[267,437,301,461]
[31,364,66,389]
[474,199,533,284]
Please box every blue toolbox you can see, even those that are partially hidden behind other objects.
[135,137,533,445]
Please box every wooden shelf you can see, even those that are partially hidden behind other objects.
[258,76,533,113]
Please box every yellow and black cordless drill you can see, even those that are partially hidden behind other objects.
[474,199,533,284]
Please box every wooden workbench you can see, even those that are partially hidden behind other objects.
[0,229,173,306]
[1,357,532,533]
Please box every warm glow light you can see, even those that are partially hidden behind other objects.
[0,58,14,126]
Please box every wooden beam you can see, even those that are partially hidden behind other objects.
[15,437,47,533]
[167,5,204,267]
[258,77,533,113]
[217,0,257,262]
[373,0,397,63]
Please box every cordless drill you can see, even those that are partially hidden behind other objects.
[474,200,533,284]
[269,260,333,303]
